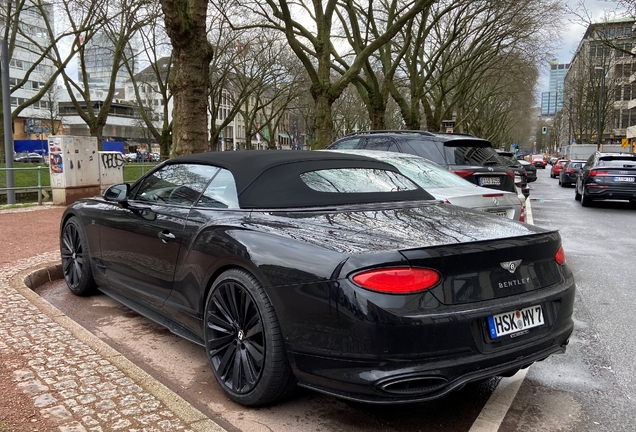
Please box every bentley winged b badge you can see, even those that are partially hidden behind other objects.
[500,259,522,273]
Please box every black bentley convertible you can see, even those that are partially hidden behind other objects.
[60,151,575,406]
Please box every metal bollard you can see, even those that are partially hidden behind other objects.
[37,166,42,205]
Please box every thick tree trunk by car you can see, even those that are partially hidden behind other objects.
[313,94,334,149]
[161,0,213,156]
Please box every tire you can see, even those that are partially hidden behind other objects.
[574,184,581,201]
[204,269,296,406]
[581,187,593,207]
[60,216,98,296]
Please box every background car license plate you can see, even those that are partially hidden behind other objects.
[614,176,634,182]
[487,305,544,339]
[479,177,500,186]
[489,210,507,217]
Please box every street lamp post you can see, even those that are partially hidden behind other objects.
[595,66,605,151]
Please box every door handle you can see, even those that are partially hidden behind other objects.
[158,231,176,243]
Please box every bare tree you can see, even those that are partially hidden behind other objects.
[161,0,213,156]
[0,0,105,156]
[121,2,173,160]
[54,0,153,147]
[387,0,563,134]
[216,0,433,148]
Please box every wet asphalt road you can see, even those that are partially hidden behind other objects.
[500,166,636,431]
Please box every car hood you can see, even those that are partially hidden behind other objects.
[247,202,544,255]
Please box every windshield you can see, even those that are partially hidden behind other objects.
[384,156,475,188]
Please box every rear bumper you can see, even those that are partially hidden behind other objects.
[295,341,568,404]
[287,279,575,404]
[585,184,636,200]
[561,173,577,184]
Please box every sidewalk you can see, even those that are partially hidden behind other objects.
[0,206,225,432]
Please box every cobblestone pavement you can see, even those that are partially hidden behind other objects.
[0,251,225,432]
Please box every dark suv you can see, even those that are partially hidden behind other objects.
[575,152,636,206]
[327,131,517,194]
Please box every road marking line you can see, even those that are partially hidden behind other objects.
[469,368,528,432]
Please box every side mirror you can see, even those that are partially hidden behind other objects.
[104,183,130,205]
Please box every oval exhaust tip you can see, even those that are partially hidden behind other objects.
[379,376,448,395]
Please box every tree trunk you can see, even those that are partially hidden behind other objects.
[371,106,386,130]
[88,120,105,151]
[313,94,334,149]
[161,0,213,157]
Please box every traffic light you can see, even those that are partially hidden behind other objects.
[541,126,547,135]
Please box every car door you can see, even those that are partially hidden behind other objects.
[98,163,220,308]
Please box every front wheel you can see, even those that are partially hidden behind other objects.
[60,216,97,296]
[204,269,296,406]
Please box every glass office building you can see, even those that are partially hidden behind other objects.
[541,61,569,117]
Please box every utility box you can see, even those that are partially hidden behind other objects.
[98,151,125,193]
[48,136,100,205]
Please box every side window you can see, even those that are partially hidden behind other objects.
[196,169,239,209]
[585,155,595,168]
[328,138,361,149]
[362,137,399,152]
[134,164,219,206]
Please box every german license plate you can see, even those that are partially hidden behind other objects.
[479,177,500,186]
[487,305,544,339]
[614,176,634,182]
[489,210,507,217]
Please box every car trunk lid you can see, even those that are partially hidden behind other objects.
[400,232,564,305]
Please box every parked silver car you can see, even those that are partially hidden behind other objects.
[14,152,44,163]
[328,150,524,221]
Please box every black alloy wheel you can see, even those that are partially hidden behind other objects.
[60,217,97,296]
[204,269,295,406]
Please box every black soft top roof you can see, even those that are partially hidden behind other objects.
[166,150,434,209]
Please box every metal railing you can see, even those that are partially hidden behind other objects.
[0,165,47,205]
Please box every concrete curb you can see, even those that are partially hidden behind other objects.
[10,260,227,432]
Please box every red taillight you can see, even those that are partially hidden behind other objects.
[590,170,609,177]
[555,246,566,265]
[451,169,474,178]
[351,267,441,294]
[506,170,515,179]
[444,199,451,204]
[566,168,574,173]
[519,202,525,222]
[482,193,504,197]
